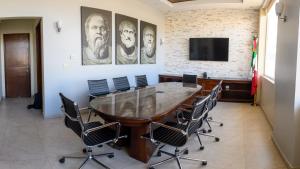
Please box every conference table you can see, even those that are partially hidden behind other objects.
[90,82,202,163]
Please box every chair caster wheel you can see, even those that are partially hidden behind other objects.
[108,154,114,158]
[156,151,161,157]
[220,123,224,127]
[59,157,65,163]
[149,167,155,169]
[208,129,212,133]
[202,130,207,133]
[199,146,204,150]
[83,148,87,153]
[201,161,207,166]
[183,149,189,155]
[215,137,220,142]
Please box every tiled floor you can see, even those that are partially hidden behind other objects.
[0,98,287,169]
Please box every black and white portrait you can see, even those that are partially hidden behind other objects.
[81,7,112,65]
[115,14,138,65]
[140,21,156,64]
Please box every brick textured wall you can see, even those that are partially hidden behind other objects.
[165,9,259,79]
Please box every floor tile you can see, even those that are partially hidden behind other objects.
[0,98,288,169]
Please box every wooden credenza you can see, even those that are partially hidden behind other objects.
[159,74,254,103]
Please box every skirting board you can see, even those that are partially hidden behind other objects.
[272,134,300,169]
[43,113,64,119]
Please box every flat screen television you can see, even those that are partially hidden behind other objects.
[189,38,229,61]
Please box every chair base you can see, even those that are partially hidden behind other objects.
[199,132,220,142]
[148,147,207,169]
[59,148,114,169]
[207,117,224,127]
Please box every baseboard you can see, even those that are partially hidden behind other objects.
[259,106,274,129]
[272,135,300,169]
[43,113,64,119]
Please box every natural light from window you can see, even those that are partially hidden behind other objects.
[264,0,279,80]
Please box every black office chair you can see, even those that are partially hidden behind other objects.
[88,79,110,101]
[144,95,211,169]
[59,93,125,169]
[179,85,221,147]
[87,79,110,121]
[135,75,148,88]
[182,74,197,84]
[206,80,224,127]
[197,82,223,133]
[113,76,130,92]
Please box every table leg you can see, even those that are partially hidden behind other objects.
[128,126,155,163]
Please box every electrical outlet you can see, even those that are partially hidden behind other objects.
[225,85,230,91]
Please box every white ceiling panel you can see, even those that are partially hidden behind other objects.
[140,0,265,12]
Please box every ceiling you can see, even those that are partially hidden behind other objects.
[141,0,265,12]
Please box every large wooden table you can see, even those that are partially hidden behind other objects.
[90,82,202,163]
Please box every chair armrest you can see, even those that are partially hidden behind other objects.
[79,107,90,111]
[83,122,121,143]
[89,94,97,98]
[149,122,187,143]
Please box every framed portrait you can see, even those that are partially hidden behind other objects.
[81,6,112,65]
[140,21,157,64]
[115,14,138,65]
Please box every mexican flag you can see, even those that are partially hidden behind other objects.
[251,36,258,96]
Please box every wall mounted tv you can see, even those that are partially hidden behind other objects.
[189,38,229,61]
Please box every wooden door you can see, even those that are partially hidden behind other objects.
[4,34,31,98]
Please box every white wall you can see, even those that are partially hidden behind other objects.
[260,77,275,127]
[164,9,259,79]
[0,0,165,118]
[272,0,300,167]
[0,19,38,97]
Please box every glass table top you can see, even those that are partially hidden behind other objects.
[90,82,201,120]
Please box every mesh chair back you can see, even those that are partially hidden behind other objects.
[135,75,148,88]
[217,80,223,93]
[187,95,210,135]
[88,79,110,97]
[183,74,197,84]
[59,93,84,137]
[207,85,219,110]
[113,76,130,91]
[214,80,223,106]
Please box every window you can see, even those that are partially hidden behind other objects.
[264,0,279,80]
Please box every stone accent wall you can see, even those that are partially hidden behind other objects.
[165,9,259,79]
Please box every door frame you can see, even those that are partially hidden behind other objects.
[4,33,31,97]
[1,32,34,97]
[0,22,37,98]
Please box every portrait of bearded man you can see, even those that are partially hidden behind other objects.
[81,7,112,65]
[140,21,156,64]
[115,14,138,65]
